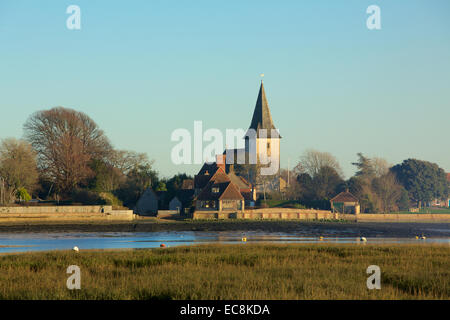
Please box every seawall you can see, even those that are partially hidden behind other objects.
[193,208,450,222]
[0,205,135,221]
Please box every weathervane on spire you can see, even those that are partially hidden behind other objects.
[260,73,264,83]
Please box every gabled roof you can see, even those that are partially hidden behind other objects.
[196,170,243,201]
[196,181,244,201]
[246,81,280,139]
[228,170,251,190]
[194,165,223,189]
[141,187,157,199]
[169,196,181,203]
[219,181,244,200]
[330,191,359,203]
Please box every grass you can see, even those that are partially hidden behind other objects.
[0,244,448,300]
[260,200,307,209]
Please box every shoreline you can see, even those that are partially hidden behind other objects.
[0,219,449,238]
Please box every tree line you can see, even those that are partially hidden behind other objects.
[0,107,448,212]
[279,150,449,212]
[0,107,190,208]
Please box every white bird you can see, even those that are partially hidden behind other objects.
[420,235,426,240]
[73,246,79,252]
[360,237,367,242]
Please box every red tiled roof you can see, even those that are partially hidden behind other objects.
[228,171,251,190]
[219,182,244,200]
[196,170,243,201]
[330,191,358,203]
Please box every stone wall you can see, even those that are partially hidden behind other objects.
[193,208,450,222]
[0,205,135,221]
[157,210,180,218]
[0,205,112,214]
[193,208,340,220]
[356,213,450,222]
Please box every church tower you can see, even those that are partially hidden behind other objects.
[245,80,281,175]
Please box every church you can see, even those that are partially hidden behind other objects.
[194,80,283,212]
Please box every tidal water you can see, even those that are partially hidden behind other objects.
[0,231,449,253]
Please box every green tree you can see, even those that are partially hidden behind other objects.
[88,159,124,192]
[16,187,31,202]
[391,159,449,207]
[397,189,410,211]
[0,138,39,204]
[311,166,345,200]
[347,176,379,213]
[115,162,159,208]
[155,181,167,192]
[352,153,375,179]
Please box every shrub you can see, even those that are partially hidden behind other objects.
[16,187,31,202]
[99,192,123,206]
[71,189,106,205]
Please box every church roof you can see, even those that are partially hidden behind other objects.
[247,81,281,138]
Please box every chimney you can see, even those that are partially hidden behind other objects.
[216,154,226,172]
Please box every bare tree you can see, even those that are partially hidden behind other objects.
[295,149,343,178]
[24,107,112,194]
[0,138,38,204]
[372,157,390,178]
[372,172,402,213]
[109,150,153,175]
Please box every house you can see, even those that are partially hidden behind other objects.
[169,196,182,212]
[192,81,284,212]
[195,169,245,212]
[194,162,222,196]
[330,190,360,214]
[181,179,194,190]
[227,167,256,205]
[135,188,158,215]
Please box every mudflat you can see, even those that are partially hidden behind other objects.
[0,219,448,238]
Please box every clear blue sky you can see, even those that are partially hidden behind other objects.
[1,0,449,179]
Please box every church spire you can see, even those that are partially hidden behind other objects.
[247,81,280,138]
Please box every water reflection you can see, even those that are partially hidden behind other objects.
[0,231,449,253]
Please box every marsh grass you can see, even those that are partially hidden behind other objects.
[0,244,448,300]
